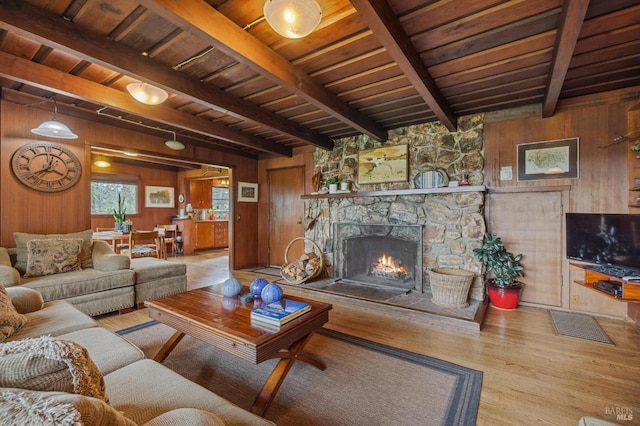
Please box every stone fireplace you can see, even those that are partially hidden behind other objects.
[303,113,487,305]
[334,222,422,292]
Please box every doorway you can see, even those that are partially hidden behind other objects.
[268,166,305,266]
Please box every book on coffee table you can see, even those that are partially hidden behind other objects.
[251,299,311,326]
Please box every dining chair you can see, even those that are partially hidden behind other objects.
[120,230,164,259]
[155,224,178,257]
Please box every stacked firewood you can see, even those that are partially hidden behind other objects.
[281,251,322,283]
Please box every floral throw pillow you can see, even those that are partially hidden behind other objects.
[0,336,108,402]
[0,284,28,342]
[24,238,83,277]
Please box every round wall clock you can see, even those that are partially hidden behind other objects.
[11,142,82,192]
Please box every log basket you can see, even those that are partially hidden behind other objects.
[280,237,324,284]
[428,267,475,308]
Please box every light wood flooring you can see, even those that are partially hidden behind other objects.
[97,251,640,425]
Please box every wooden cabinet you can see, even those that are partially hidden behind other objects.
[214,221,228,247]
[194,221,215,249]
[189,179,212,209]
[194,221,229,250]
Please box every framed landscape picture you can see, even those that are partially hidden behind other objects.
[357,144,408,184]
[145,186,175,208]
[517,138,579,181]
[238,181,258,202]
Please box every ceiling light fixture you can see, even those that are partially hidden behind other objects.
[96,107,187,150]
[165,132,186,151]
[126,82,169,105]
[93,156,111,168]
[263,0,322,39]
[31,96,78,139]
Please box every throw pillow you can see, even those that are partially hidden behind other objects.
[0,284,28,342]
[0,389,136,426]
[24,238,83,277]
[0,336,108,402]
[14,230,94,274]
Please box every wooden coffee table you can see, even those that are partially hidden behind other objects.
[145,285,332,416]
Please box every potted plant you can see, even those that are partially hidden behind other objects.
[339,178,350,191]
[113,194,126,232]
[121,219,133,233]
[473,233,525,310]
[326,176,339,193]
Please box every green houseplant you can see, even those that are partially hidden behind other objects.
[325,176,339,193]
[473,232,525,309]
[113,194,127,231]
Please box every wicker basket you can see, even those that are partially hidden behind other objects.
[280,237,324,284]
[428,268,475,308]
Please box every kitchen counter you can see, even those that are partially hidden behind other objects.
[172,219,228,254]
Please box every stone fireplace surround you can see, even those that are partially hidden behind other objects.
[303,187,487,303]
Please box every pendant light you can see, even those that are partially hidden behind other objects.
[126,82,169,105]
[263,0,322,39]
[31,96,78,139]
[165,132,185,150]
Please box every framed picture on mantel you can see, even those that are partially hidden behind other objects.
[357,144,408,184]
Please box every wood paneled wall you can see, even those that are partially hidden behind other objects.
[0,100,259,269]
[483,88,636,317]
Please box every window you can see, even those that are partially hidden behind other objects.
[91,174,139,215]
[212,186,229,214]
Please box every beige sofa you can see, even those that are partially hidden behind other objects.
[0,230,187,316]
[1,286,273,425]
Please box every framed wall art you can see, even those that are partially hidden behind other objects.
[357,144,408,184]
[517,138,579,181]
[238,181,258,202]
[145,186,175,208]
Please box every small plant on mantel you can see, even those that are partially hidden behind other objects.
[473,232,525,309]
[325,176,339,185]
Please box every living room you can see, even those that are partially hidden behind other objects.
[1,1,639,425]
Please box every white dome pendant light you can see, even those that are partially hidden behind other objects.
[165,131,185,151]
[31,96,78,139]
[263,0,322,39]
[126,82,169,105]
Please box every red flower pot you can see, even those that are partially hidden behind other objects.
[487,281,523,310]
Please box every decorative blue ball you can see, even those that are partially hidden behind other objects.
[250,277,269,296]
[261,282,283,303]
[221,277,242,297]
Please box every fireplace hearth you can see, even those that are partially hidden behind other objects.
[333,222,423,292]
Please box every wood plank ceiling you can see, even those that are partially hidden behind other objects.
[0,0,638,160]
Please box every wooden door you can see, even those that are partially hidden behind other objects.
[268,167,305,266]
[487,190,564,306]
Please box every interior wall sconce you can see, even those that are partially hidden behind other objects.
[126,82,169,105]
[263,0,322,39]
[31,96,78,139]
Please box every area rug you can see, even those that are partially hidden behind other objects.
[118,321,482,425]
[549,310,614,345]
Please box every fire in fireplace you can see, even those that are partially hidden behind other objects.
[333,222,423,292]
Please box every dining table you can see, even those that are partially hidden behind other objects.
[92,230,130,253]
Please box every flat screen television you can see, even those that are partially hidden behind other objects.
[566,213,640,273]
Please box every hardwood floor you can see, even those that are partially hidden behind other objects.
[97,251,640,425]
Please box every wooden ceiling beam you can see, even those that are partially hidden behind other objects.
[0,0,331,151]
[542,0,590,117]
[349,0,457,131]
[0,51,291,157]
[139,0,388,142]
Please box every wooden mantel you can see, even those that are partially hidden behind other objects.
[301,185,486,199]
